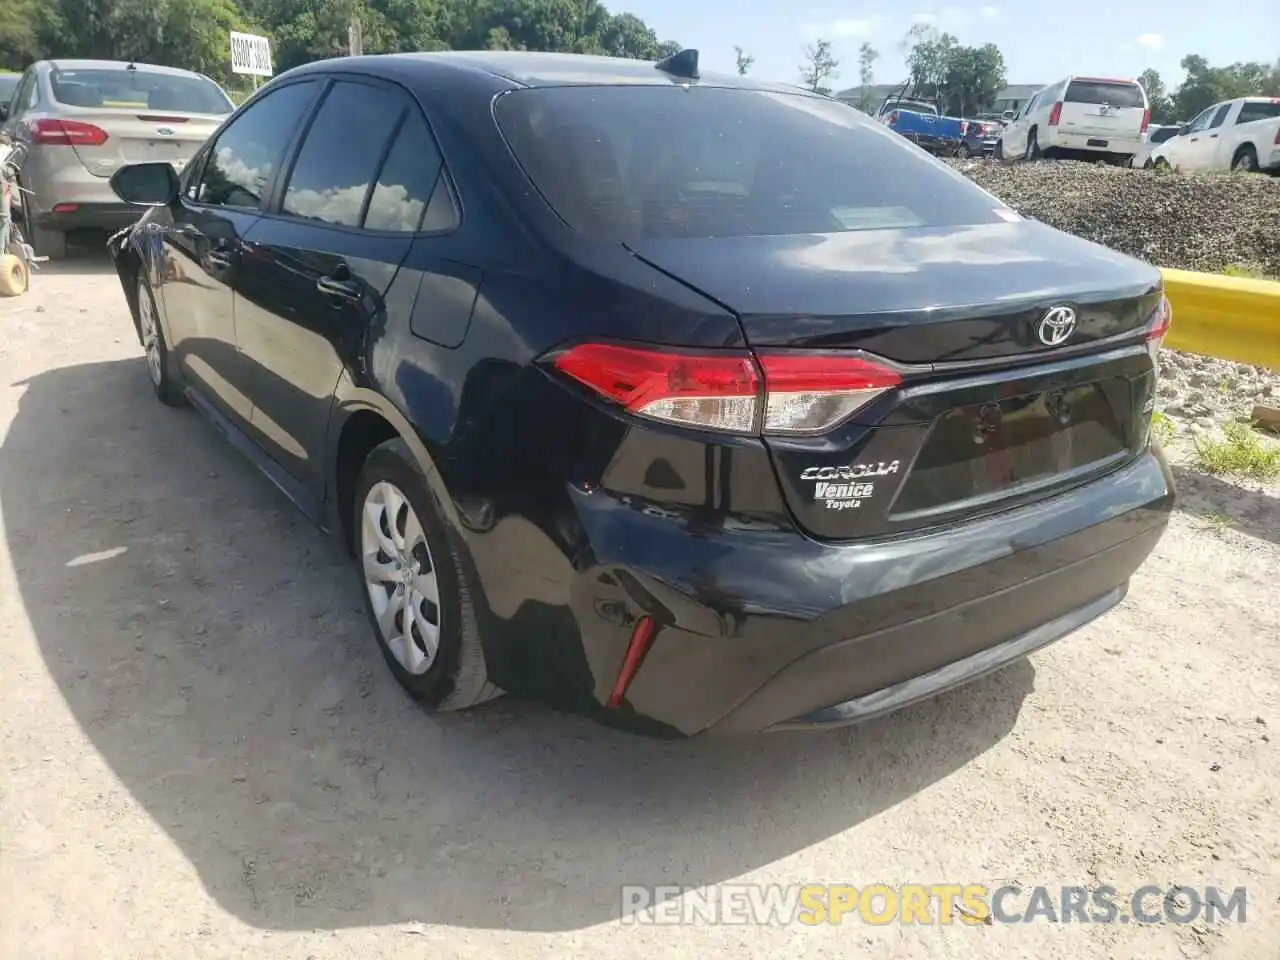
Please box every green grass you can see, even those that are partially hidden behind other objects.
[1151,410,1176,446]
[1223,263,1269,280]
[1192,420,1280,481]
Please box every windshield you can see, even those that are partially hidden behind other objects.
[1065,80,1145,109]
[494,86,1008,242]
[49,67,233,114]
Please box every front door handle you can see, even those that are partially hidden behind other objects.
[205,247,234,270]
[317,275,361,302]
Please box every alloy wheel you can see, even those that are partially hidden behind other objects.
[361,480,441,675]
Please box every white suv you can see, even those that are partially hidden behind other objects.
[998,76,1149,165]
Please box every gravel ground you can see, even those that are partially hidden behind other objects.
[1,253,1278,959]
[951,158,1280,432]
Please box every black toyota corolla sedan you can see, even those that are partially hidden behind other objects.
[105,49,1175,737]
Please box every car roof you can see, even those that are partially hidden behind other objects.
[283,50,811,96]
[42,59,210,79]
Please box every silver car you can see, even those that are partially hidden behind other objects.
[0,59,233,258]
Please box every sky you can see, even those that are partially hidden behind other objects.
[617,0,1280,93]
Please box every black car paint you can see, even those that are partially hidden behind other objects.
[111,52,1174,737]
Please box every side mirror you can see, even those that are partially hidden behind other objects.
[0,103,9,122]
[109,162,180,207]
[1001,110,1015,122]
[1178,124,1190,136]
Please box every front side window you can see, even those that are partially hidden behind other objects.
[281,81,406,228]
[495,86,1009,242]
[1209,104,1232,129]
[1187,107,1215,134]
[196,81,317,210]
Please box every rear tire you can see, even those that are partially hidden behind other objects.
[1154,157,1171,171]
[0,254,27,296]
[1232,146,1260,173]
[353,438,502,712]
[19,190,67,260]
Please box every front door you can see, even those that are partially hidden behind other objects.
[157,78,321,428]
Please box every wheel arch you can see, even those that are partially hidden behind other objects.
[325,378,456,557]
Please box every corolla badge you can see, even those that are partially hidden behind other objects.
[1037,306,1077,347]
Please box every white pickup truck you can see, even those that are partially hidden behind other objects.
[1150,97,1280,173]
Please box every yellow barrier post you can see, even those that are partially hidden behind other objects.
[1160,268,1280,371]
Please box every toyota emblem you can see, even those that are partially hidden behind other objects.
[1037,306,1077,347]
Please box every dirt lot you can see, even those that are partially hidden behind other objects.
[1,253,1278,960]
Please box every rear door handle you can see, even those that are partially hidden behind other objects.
[1209,133,1218,138]
[317,275,361,302]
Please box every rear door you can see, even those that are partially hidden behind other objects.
[1199,102,1235,170]
[234,76,464,496]
[43,65,233,179]
[1059,79,1146,143]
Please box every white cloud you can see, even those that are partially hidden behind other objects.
[801,18,877,40]
[1136,33,1163,49]
[980,5,1000,19]
[910,8,975,29]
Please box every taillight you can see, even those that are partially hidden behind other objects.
[960,121,969,136]
[1146,294,1172,369]
[28,118,109,146]
[549,342,903,436]
[757,352,902,434]
[1141,109,1150,134]
[1047,102,1063,126]
[888,111,898,124]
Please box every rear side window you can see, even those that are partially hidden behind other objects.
[49,68,232,114]
[196,80,317,210]
[1237,101,1280,125]
[1150,127,1179,144]
[282,81,406,228]
[495,86,1007,241]
[364,111,452,232]
[1064,80,1145,109]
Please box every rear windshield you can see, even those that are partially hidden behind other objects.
[50,68,233,114]
[494,86,1009,241]
[1237,100,1280,125]
[1065,80,1145,109]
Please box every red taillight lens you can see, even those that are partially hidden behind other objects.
[29,118,109,146]
[888,111,898,124]
[1047,102,1063,126]
[553,343,760,433]
[550,343,903,436]
[1146,294,1172,343]
[757,352,902,434]
[960,121,969,136]
[1141,109,1150,134]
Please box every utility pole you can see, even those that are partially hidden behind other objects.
[347,15,364,57]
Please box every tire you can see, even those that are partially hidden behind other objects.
[1154,157,1171,171]
[19,190,67,260]
[135,275,185,406]
[1143,159,1154,169]
[961,143,975,158]
[353,438,502,712]
[0,253,27,296]
[1232,146,1260,173]
[994,139,1004,161]
[1024,128,1042,161]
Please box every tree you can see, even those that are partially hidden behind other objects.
[1137,68,1175,125]
[799,38,838,96]
[1172,54,1277,120]
[901,24,1004,115]
[733,44,752,76]
[855,41,878,110]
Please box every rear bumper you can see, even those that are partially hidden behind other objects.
[18,149,139,232]
[559,446,1174,737]
[1043,131,1142,156]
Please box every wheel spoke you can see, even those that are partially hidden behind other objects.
[402,599,425,673]
[412,591,440,663]
[363,550,399,584]
[412,568,438,605]
[376,584,404,640]
[363,493,397,557]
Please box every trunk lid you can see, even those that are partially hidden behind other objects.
[63,108,226,178]
[627,221,1164,541]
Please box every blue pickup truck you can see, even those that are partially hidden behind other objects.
[875,97,967,156]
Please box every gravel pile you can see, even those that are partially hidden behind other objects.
[949,158,1280,433]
